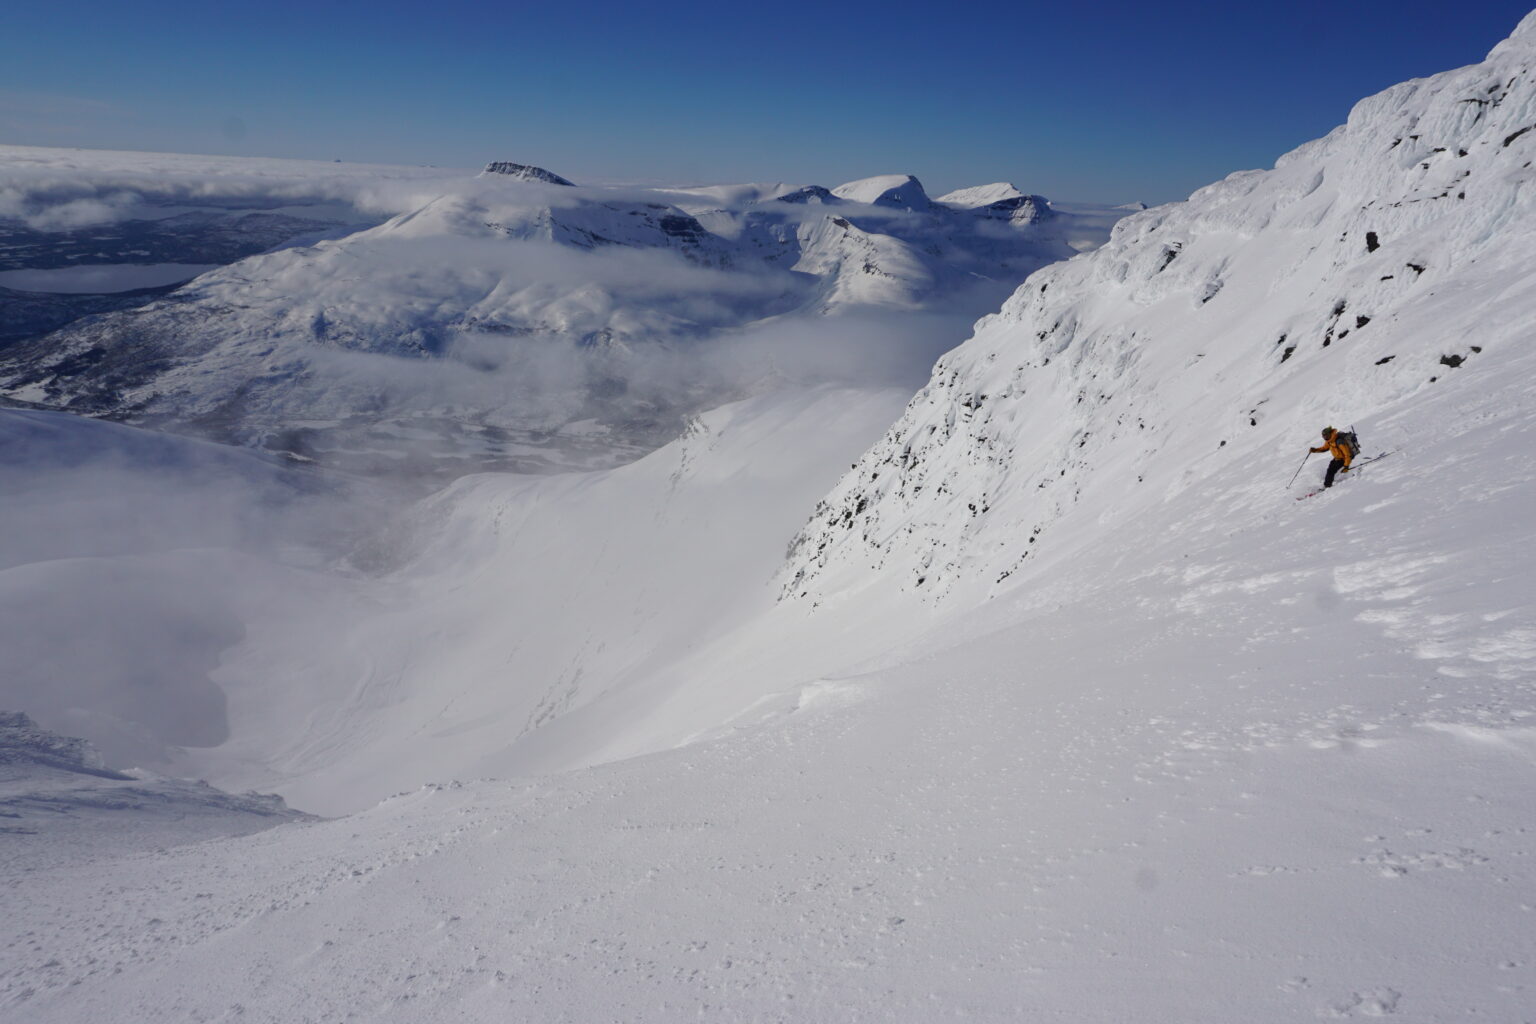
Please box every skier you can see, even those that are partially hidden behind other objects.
[1309,426,1353,488]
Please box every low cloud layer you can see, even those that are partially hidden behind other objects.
[0,409,393,767]
[0,144,466,230]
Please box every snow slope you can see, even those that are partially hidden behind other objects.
[6,351,1536,1019]
[170,385,914,814]
[783,14,1536,607]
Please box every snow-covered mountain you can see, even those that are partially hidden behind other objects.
[935,180,1056,226]
[6,15,1536,1022]
[935,181,1027,207]
[0,163,1122,477]
[782,16,1536,607]
[830,172,934,209]
[479,160,576,185]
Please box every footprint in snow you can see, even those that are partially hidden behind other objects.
[1322,987,1402,1017]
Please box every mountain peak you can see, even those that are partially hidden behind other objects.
[830,174,932,210]
[480,161,575,186]
[934,183,1055,224]
[773,184,838,205]
[1506,9,1536,40]
[935,183,1026,208]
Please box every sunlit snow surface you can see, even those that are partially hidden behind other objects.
[5,366,1535,1020]
[5,14,1536,1023]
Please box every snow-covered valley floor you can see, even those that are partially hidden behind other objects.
[5,328,1533,1022]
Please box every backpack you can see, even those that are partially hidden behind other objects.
[1337,430,1360,460]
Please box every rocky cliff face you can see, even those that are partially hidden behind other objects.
[781,15,1536,605]
[0,711,128,779]
[480,161,576,185]
[0,710,307,851]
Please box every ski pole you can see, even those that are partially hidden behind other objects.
[1287,451,1312,488]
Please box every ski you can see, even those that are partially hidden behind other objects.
[1295,451,1396,500]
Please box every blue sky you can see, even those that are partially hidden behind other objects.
[2,0,1532,202]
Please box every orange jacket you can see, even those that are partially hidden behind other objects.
[1310,429,1353,466]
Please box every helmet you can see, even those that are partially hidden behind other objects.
[1321,427,1334,438]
